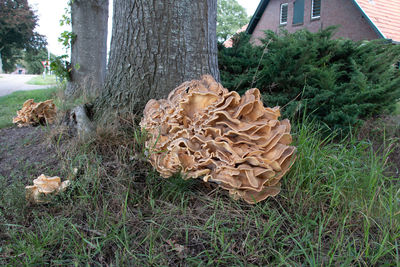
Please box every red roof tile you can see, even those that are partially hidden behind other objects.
[355,0,400,42]
[223,24,248,48]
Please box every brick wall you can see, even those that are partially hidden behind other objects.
[251,0,379,44]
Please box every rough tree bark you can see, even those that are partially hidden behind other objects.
[0,47,3,74]
[96,0,220,114]
[66,0,109,97]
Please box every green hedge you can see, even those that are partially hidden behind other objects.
[218,27,400,132]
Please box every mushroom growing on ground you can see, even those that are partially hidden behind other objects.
[13,99,57,127]
[25,174,70,203]
[140,75,296,204]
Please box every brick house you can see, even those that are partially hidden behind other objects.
[246,0,400,44]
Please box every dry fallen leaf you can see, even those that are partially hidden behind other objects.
[167,239,185,254]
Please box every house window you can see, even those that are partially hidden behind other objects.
[311,0,321,19]
[280,3,288,25]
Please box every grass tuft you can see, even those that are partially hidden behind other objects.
[26,75,57,85]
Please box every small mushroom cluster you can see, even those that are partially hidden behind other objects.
[13,99,56,127]
[25,174,70,203]
[140,75,296,203]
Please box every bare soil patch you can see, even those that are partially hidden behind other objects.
[0,126,60,183]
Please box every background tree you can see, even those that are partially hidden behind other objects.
[217,0,249,42]
[23,48,55,74]
[1,47,23,72]
[0,0,46,73]
[97,0,220,114]
[66,0,108,97]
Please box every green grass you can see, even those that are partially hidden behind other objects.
[0,117,398,265]
[395,102,400,115]
[26,75,57,85]
[0,87,57,128]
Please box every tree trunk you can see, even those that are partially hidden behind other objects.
[66,0,109,97]
[0,47,3,74]
[96,0,220,114]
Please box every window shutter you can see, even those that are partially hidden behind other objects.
[293,0,304,25]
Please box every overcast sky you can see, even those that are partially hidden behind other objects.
[28,0,260,57]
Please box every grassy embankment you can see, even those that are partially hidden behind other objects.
[0,87,57,128]
[26,75,57,85]
[0,99,398,265]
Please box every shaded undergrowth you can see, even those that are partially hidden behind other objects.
[0,116,399,266]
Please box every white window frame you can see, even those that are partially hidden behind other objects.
[280,3,288,25]
[311,0,321,19]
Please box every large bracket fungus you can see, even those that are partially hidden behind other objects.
[140,76,296,204]
[13,99,57,127]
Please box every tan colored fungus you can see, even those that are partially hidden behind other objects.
[13,99,56,127]
[140,75,296,204]
[25,174,70,203]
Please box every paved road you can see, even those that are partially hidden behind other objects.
[0,74,52,97]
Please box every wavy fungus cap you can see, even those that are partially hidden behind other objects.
[140,75,296,204]
[25,174,70,203]
[13,99,57,127]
